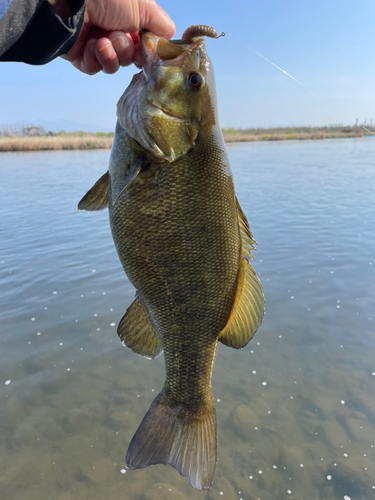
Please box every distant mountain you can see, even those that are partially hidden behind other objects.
[1,119,114,134]
[34,118,114,133]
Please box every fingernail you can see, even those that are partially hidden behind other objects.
[112,36,127,52]
[98,40,113,60]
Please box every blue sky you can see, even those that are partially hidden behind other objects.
[1,0,374,131]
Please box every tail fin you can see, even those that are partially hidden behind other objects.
[125,393,217,490]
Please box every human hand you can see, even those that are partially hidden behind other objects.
[59,0,175,75]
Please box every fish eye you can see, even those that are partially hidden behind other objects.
[188,72,203,90]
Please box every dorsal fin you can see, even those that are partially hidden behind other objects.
[218,198,264,349]
[235,197,257,259]
[118,295,163,360]
[78,171,108,211]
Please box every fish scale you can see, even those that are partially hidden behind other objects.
[78,25,264,491]
[110,131,239,406]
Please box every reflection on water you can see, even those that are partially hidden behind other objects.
[1,139,374,500]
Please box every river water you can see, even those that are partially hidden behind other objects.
[0,138,374,500]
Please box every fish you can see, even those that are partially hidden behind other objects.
[78,25,264,491]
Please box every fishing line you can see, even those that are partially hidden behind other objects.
[225,33,375,137]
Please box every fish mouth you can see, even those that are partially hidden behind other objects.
[139,30,203,77]
[139,30,159,75]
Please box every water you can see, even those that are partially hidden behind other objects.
[0,138,374,500]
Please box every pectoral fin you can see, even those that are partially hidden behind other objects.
[112,157,143,206]
[78,171,109,211]
[219,198,264,349]
[118,294,163,360]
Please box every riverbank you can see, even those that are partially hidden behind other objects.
[223,130,363,142]
[0,129,366,152]
[0,136,113,152]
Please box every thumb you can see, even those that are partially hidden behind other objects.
[140,0,175,39]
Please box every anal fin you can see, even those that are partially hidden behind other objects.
[118,295,162,359]
[219,198,264,349]
[78,171,109,211]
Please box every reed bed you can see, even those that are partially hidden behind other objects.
[0,130,364,152]
[0,136,113,152]
[222,131,363,142]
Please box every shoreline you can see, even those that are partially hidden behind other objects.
[223,131,363,142]
[0,131,366,152]
[0,136,113,152]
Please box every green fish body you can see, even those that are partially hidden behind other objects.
[78,26,264,490]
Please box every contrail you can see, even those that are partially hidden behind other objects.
[227,34,375,137]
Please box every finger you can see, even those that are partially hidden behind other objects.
[127,32,143,67]
[141,1,175,39]
[95,37,120,74]
[71,38,102,75]
[108,31,135,67]
[132,41,143,67]
[133,52,143,68]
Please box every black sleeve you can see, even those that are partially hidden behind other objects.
[0,0,85,64]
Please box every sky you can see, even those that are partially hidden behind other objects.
[1,0,375,131]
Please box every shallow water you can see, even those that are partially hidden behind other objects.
[1,138,374,500]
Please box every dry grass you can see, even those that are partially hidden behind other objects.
[0,136,113,152]
[0,130,365,152]
[223,131,363,143]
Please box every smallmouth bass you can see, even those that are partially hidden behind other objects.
[78,25,264,490]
